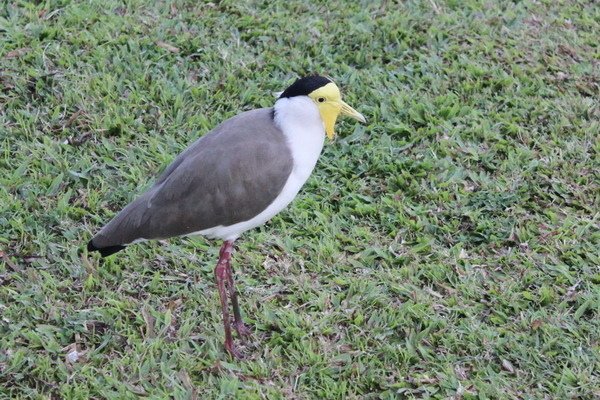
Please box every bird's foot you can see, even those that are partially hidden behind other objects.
[235,321,252,338]
[224,340,243,360]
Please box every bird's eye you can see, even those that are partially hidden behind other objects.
[317,97,326,103]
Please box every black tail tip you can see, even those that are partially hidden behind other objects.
[87,240,97,252]
[87,239,126,258]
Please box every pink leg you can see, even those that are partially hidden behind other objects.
[220,241,251,338]
[226,261,251,338]
[215,241,241,358]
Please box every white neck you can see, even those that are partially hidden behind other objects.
[274,96,326,181]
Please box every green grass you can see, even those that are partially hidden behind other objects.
[1,0,599,398]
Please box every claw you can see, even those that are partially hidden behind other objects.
[235,321,252,337]
[224,340,244,359]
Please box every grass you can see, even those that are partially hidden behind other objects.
[1,0,599,398]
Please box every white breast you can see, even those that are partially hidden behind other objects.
[274,96,326,182]
[192,96,325,241]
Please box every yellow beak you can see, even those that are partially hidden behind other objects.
[340,101,367,124]
[323,100,366,140]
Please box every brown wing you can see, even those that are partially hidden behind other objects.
[89,108,293,251]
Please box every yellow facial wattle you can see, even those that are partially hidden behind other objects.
[308,82,366,139]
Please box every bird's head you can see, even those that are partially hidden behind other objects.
[278,75,366,139]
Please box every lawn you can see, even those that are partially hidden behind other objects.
[1,0,599,398]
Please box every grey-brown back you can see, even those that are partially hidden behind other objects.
[90,108,293,250]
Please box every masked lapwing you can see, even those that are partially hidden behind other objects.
[87,75,366,357]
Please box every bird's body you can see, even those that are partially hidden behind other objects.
[88,76,365,357]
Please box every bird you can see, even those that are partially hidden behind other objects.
[87,75,366,357]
